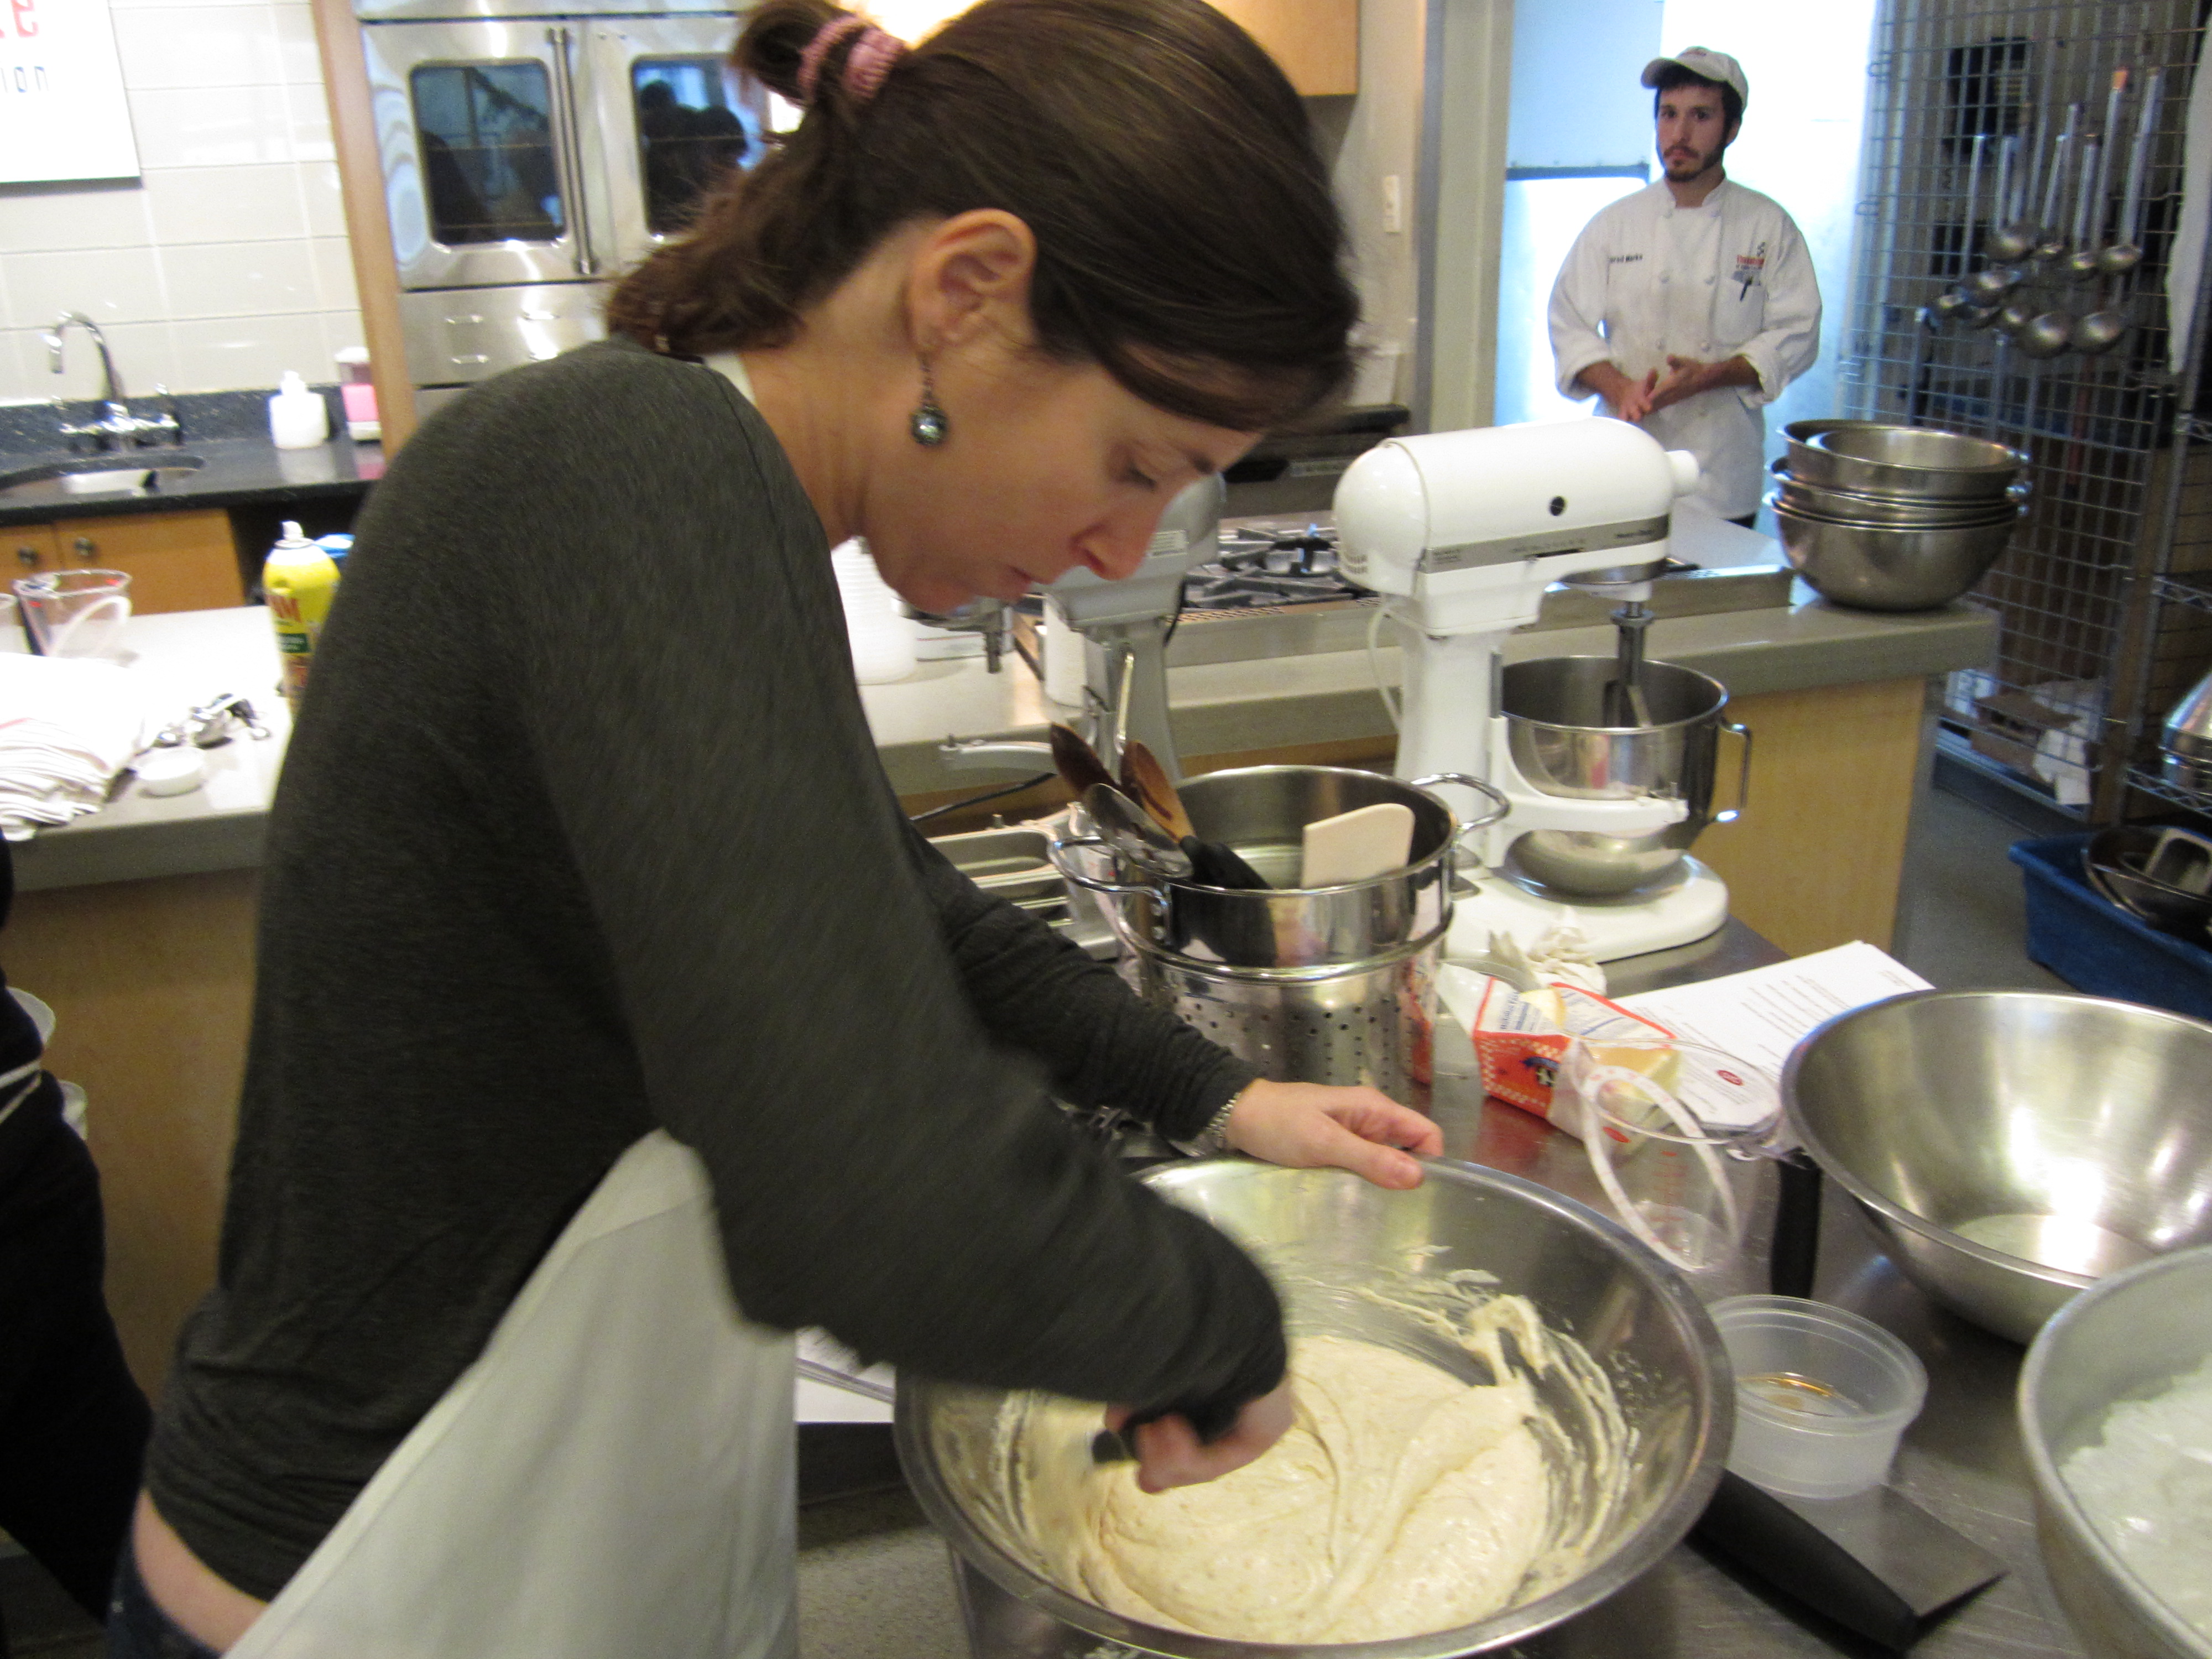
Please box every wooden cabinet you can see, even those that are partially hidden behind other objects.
[8,523,60,579]
[1209,0,1358,96]
[12,508,246,613]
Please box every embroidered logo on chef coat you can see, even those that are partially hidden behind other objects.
[1609,253,1645,265]
[1732,242,1768,299]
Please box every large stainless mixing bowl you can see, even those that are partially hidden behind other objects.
[2020,1245,2212,1659]
[1785,990,2212,1344]
[1770,497,2019,611]
[895,1159,1731,1657]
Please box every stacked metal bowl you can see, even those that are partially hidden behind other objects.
[1768,421,2028,611]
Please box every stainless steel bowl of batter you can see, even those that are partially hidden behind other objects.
[894,1159,1732,1657]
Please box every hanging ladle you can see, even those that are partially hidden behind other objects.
[2065,72,2127,277]
[1987,129,2037,262]
[2061,135,2104,279]
[2100,69,2163,276]
[2032,113,2077,263]
[1938,135,1994,316]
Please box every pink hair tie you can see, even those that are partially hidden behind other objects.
[796,14,904,107]
[840,25,905,102]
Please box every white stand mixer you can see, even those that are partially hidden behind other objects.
[1333,418,1731,963]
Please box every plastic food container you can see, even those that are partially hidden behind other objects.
[1711,1296,1927,1499]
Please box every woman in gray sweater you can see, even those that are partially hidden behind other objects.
[120,4,1436,1655]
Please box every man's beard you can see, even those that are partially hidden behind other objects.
[1663,143,1725,180]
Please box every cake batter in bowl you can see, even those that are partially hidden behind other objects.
[895,1159,1732,1656]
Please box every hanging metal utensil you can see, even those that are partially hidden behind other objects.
[2018,309,2075,359]
[1958,131,1988,280]
[2063,136,2103,277]
[1902,305,1936,422]
[2101,68,2163,275]
[2067,70,2129,276]
[1988,131,2036,260]
[2072,290,2129,354]
[2033,112,2078,262]
[1986,332,2012,439]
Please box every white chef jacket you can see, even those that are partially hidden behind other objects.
[1548,178,1821,518]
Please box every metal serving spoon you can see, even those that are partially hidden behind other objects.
[1084,781,1192,879]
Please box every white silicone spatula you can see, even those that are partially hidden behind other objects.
[1300,802,1416,887]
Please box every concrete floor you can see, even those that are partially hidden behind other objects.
[0,775,2079,1659]
[1891,769,2070,994]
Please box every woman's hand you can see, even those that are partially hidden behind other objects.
[1220,1078,1442,1190]
[1107,1380,1296,1494]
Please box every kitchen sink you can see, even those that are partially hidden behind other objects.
[0,454,205,508]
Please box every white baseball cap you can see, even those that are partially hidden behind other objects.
[1642,48,1749,112]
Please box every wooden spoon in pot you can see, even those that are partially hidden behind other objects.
[1048,722,1118,800]
[1120,740,1271,890]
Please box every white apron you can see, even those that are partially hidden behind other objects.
[223,1131,798,1659]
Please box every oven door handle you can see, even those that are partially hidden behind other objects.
[546,25,599,279]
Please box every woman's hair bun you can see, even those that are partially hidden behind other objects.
[734,0,860,106]
[615,0,1357,431]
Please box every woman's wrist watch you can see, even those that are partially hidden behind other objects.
[1180,1086,1249,1156]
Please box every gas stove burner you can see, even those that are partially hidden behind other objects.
[1217,523,1342,578]
[1185,571,1356,608]
[1187,520,1369,611]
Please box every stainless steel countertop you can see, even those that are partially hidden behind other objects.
[957,921,2088,1659]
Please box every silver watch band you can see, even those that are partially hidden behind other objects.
[1186,1092,1240,1155]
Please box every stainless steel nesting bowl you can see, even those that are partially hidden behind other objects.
[1791,423,2028,500]
[1770,498,2020,612]
[2020,1245,2212,1659]
[1770,462,2028,526]
[1785,991,2212,1344]
[894,1159,1733,1659]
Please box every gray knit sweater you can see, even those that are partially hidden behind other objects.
[147,338,1279,1599]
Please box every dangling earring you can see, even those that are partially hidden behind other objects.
[909,361,950,447]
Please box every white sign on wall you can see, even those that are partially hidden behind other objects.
[1,0,141,184]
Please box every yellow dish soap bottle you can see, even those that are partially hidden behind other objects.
[264,520,341,707]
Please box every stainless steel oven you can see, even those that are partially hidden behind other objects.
[354,0,760,411]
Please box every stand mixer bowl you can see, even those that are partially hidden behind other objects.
[1501,658,1743,897]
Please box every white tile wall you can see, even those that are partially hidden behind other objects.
[0,0,367,405]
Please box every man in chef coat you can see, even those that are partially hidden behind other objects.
[1547,48,1822,524]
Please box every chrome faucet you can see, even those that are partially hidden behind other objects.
[44,312,181,450]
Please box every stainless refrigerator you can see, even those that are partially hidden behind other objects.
[354,0,761,414]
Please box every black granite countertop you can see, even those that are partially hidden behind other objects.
[0,386,382,529]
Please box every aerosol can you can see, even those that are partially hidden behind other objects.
[263,520,341,707]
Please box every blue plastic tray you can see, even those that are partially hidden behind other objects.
[2008,833,2212,1021]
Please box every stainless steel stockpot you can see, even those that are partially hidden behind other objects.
[1499,658,1749,898]
[1050,766,1507,1100]
[1052,765,1505,973]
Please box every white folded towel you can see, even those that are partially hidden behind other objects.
[0,654,150,839]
